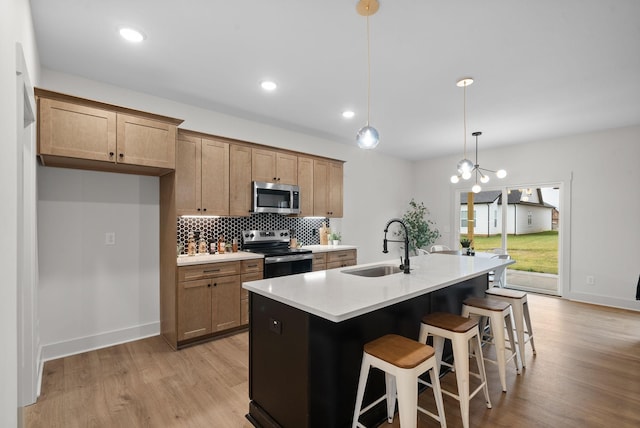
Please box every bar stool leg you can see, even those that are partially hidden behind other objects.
[504,312,521,374]
[489,312,508,392]
[509,303,526,367]
[451,334,471,428]
[385,372,396,423]
[396,369,419,428]
[523,302,537,354]
[428,365,447,428]
[471,333,492,409]
[352,355,371,428]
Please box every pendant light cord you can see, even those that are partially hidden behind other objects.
[366,14,372,126]
[463,82,467,158]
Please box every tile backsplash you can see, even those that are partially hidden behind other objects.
[177,214,330,251]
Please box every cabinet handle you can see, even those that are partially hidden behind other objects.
[109,152,114,157]
[213,282,217,287]
[119,153,124,158]
[203,208,207,212]
[207,283,211,288]
[197,208,201,211]
[338,254,347,258]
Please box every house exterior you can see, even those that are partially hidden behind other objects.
[460,189,555,236]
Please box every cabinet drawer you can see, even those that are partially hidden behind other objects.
[241,259,264,274]
[326,259,357,270]
[178,261,241,282]
[326,250,356,264]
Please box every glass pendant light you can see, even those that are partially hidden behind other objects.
[356,0,380,149]
[451,78,474,182]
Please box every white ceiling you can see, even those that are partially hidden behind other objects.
[30,0,640,161]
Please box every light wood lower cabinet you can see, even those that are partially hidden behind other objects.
[312,253,327,271]
[171,259,263,347]
[241,259,264,325]
[312,249,357,271]
[326,249,357,269]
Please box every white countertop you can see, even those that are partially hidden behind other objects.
[243,254,514,322]
[177,251,263,266]
[303,244,358,253]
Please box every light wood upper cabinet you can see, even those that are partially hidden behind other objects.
[313,159,344,217]
[297,156,314,217]
[230,144,253,216]
[176,133,229,216]
[36,89,183,176]
[38,97,117,162]
[252,148,297,185]
[116,114,176,169]
[201,138,230,215]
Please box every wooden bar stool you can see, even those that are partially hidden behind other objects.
[419,312,491,428]
[462,297,521,392]
[485,287,536,367]
[351,334,446,428]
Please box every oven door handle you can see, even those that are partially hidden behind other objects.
[264,254,314,264]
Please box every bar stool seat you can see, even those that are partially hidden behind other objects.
[462,297,521,392]
[485,287,536,367]
[352,334,446,428]
[419,312,491,428]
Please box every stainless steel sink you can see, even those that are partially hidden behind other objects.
[342,264,402,277]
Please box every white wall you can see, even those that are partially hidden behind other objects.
[37,69,414,359]
[1,0,40,425]
[414,126,640,311]
[37,167,160,359]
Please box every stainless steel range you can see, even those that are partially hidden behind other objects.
[242,230,313,278]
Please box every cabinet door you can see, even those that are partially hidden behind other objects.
[175,134,200,216]
[276,152,298,185]
[201,138,229,215]
[230,144,253,216]
[328,161,344,217]
[38,98,116,162]
[297,157,313,217]
[178,279,212,341]
[241,270,264,326]
[313,159,329,216]
[212,275,241,331]
[116,113,176,169]
[252,148,277,182]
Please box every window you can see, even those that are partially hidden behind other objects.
[494,209,498,227]
[461,211,468,228]
[527,211,533,225]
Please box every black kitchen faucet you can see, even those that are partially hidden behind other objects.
[383,218,411,274]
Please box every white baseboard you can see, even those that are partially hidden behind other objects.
[41,322,160,362]
[36,344,43,398]
[567,291,640,312]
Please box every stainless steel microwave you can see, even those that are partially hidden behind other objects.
[252,181,300,215]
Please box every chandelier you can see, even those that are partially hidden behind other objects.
[450,78,506,192]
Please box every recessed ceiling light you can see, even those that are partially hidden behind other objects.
[342,111,355,119]
[119,27,145,43]
[260,81,277,91]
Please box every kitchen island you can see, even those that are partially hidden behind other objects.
[243,253,514,428]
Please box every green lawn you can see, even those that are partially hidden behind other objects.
[461,231,558,274]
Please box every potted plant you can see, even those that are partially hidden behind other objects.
[398,199,441,255]
[329,232,342,246]
[460,237,473,248]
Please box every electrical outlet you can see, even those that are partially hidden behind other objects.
[105,232,116,245]
[586,275,595,285]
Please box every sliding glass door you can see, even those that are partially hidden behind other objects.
[458,185,560,295]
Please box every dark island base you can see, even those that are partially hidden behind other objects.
[247,274,487,428]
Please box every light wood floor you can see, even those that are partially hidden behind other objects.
[24,294,640,427]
